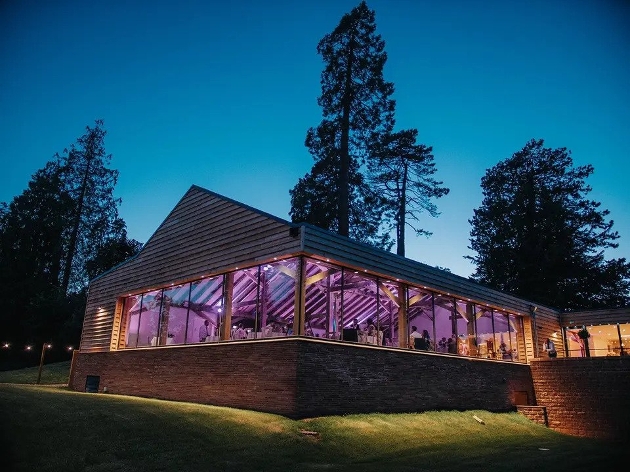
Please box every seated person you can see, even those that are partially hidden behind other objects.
[409,326,422,349]
[232,323,247,340]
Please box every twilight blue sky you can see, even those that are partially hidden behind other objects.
[1,0,629,278]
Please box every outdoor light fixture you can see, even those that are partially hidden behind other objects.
[2,342,9,349]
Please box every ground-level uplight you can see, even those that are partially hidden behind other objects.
[36,343,52,385]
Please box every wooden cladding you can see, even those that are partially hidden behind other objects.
[80,186,302,351]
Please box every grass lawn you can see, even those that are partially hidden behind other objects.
[0,363,622,472]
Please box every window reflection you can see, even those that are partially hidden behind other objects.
[305,259,342,339]
[408,287,433,350]
[123,294,142,348]
[188,277,223,344]
[455,299,475,356]
[260,258,298,337]
[475,305,494,358]
[116,256,529,362]
[434,296,455,353]
[159,284,191,346]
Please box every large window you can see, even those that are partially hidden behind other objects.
[159,283,191,346]
[187,276,224,344]
[378,280,403,347]
[475,305,494,358]
[123,294,142,348]
[408,287,433,350]
[117,255,526,362]
[434,295,456,353]
[304,258,342,339]
[455,299,476,356]
[260,258,298,337]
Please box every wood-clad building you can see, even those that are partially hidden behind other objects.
[69,185,629,422]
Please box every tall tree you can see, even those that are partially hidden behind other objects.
[0,120,138,349]
[290,1,395,244]
[59,119,122,293]
[468,139,630,309]
[85,228,142,281]
[369,129,449,257]
[0,162,72,345]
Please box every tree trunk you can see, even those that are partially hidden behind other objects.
[61,150,92,294]
[397,162,408,256]
[338,37,355,237]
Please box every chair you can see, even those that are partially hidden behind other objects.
[414,338,427,350]
[342,328,359,342]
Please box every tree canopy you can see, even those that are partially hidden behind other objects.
[290,1,395,247]
[0,120,141,350]
[468,139,630,309]
[369,129,449,256]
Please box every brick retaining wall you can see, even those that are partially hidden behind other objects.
[530,357,630,440]
[69,337,534,418]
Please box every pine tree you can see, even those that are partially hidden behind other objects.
[290,1,395,245]
[59,119,122,293]
[468,138,630,309]
[369,129,449,256]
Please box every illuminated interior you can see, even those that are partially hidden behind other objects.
[118,256,527,362]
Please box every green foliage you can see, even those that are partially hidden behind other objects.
[0,120,141,347]
[290,1,395,247]
[0,382,622,472]
[58,119,123,293]
[369,128,449,256]
[468,139,630,309]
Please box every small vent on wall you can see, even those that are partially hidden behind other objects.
[289,227,300,238]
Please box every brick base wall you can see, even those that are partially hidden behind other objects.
[69,338,534,418]
[530,357,630,440]
[516,406,548,426]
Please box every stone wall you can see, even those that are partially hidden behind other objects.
[69,338,534,418]
[530,356,630,440]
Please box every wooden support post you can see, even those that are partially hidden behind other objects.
[398,283,407,348]
[294,258,306,336]
[222,272,234,341]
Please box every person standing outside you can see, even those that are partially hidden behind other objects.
[543,338,557,358]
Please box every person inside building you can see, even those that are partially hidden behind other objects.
[233,322,247,340]
[198,319,211,342]
[409,326,422,349]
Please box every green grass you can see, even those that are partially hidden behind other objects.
[0,360,71,385]
[0,363,622,472]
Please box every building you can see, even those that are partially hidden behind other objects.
[69,185,630,436]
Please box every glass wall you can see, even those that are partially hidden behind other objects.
[304,258,342,339]
[260,258,298,337]
[408,287,433,350]
[455,299,475,356]
[138,290,162,347]
[187,276,224,344]
[475,305,494,358]
[566,324,630,357]
[123,294,142,348]
[508,313,524,361]
[434,295,456,353]
[493,311,511,360]
[117,255,527,362]
[160,283,191,346]
[379,280,402,347]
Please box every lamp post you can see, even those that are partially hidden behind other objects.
[36,343,52,385]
